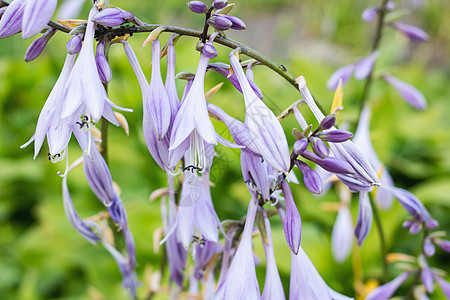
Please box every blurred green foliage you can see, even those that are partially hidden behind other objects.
[0,0,449,299]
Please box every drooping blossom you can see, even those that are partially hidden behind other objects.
[281,180,302,255]
[260,208,285,300]
[216,197,260,300]
[354,191,372,245]
[22,0,57,39]
[241,152,273,200]
[290,247,353,300]
[365,272,412,300]
[66,34,82,54]
[362,6,378,22]
[230,48,290,172]
[383,74,427,110]
[24,28,57,62]
[433,274,450,299]
[95,37,112,84]
[165,34,181,129]
[169,37,219,171]
[354,52,378,80]
[327,64,354,90]
[0,0,26,39]
[389,22,429,42]
[332,204,353,262]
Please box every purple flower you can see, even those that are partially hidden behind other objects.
[188,1,209,14]
[24,28,56,62]
[176,171,221,249]
[435,239,450,253]
[223,15,246,30]
[354,191,372,245]
[293,138,308,155]
[295,160,323,194]
[95,37,112,84]
[62,175,101,244]
[0,0,26,39]
[301,150,354,175]
[290,247,352,299]
[202,43,218,59]
[331,205,353,262]
[366,272,412,300]
[165,34,181,130]
[327,64,354,90]
[61,5,120,123]
[354,52,378,80]
[169,38,218,171]
[389,22,429,42]
[423,236,436,257]
[92,7,134,27]
[317,129,353,143]
[353,105,394,209]
[260,209,285,300]
[20,53,77,157]
[281,181,302,255]
[310,136,329,158]
[216,197,260,299]
[22,0,57,39]
[66,34,82,54]
[298,76,380,191]
[362,6,378,23]
[208,15,232,31]
[207,62,263,100]
[383,74,427,110]
[230,49,290,172]
[213,0,228,10]
[193,240,220,279]
[146,38,171,140]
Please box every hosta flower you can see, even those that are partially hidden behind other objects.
[21,53,77,158]
[229,48,290,172]
[389,22,429,42]
[281,181,302,255]
[383,74,427,110]
[290,247,353,299]
[331,205,353,262]
[147,38,171,140]
[354,191,372,245]
[260,208,285,300]
[165,35,181,129]
[327,64,354,90]
[216,197,260,300]
[61,5,117,123]
[92,7,134,27]
[24,28,57,62]
[241,151,273,200]
[95,37,112,84]
[22,0,57,39]
[366,272,412,300]
[169,37,218,172]
[354,52,378,80]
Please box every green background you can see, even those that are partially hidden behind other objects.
[0,0,449,299]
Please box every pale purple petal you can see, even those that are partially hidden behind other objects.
[354,52,378,80]
[433,274,450,298]
[383,74,427,110]
[0,0,26,39]
[327,64,354,90]
[281,181,302,254]
[332,206,353,262]
[362,7,378,22]
[22,0,57,39]
[354,191,372,245]
[24,28,56,62]
[366,272,411,300]
[295,160,323,194]
[390,22,429,42]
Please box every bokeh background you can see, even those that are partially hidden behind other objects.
[0,0,449,299]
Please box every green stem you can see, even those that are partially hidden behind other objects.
[369,196,389,283]
[100,40,111,164]
[357,0,389,123]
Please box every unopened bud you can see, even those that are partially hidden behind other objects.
[24,29,57,62]
[293,139,308,156]
[187,1,208,14]
[92,7,134,27]
[292,128,305,140]
[213,0,227,9]
[317,129,353,143]
[223,15,246,30]
[207,15,232,31]
[66,34,82,54]
[202,43,218,59]
[318,114,336,130]
[295,160,323,194]
[96,39,111,84]
[310,137,329,158]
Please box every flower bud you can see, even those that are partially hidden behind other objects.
[310,137,329,158]
[188,1,208,14]
[0,0,26,39]
[292,128,305,140]
[389,22,428,42]
[293,139,308,156]
[362,7,378,23]
[24,28,56,62]
[385,1,395,11]
[423,237,435,257]
[96,39,112,84]
[281,181,302,255]
[223,15,246,30]
[354,52,378,80]
[318,114,336,130]
[66,34,82,54]
[301,150,354,175]
[317,129,353,143]
[92,7,134,27]
[434,239,450,252]
[295,160,323,194]
[207,15,232,31]
[213,0,227,9]
[202,43,218,59]
[383,74,427,110]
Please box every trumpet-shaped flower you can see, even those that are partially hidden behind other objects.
[216,197,260,300]
[61,5,116,123]
[229,49,290,172]
[22,0,57,39]
[169,41,218,171]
